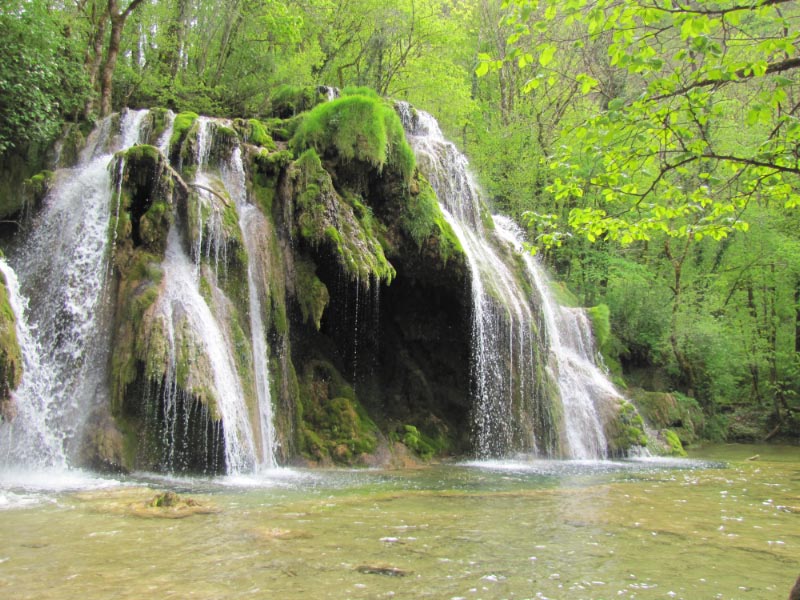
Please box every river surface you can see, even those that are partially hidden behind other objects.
[0,445,798,599]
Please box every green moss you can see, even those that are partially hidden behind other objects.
[267,114,305,142]
[255,149,293,178]
[0,269,22,421]
[298,359,377,464]
[25,170,54,194]
[342,86,380,98]
[401,176,463,264]
[110,251,163,413]
[607,400,648,456]
[270,85,327,117]
[400,425,436,460]
[663,429,687,457]
[292,148,396,283]
[630,389,704,445]
[145,108,170,145]
[236,118,276,150]
[291,94,415,183]
[169,111,199,154]
[295,257,330,330]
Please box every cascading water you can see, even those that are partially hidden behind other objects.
[221,144,278,470]
[0,109,148,468]
[399,104,557,457]
[494,216,614,459]
[149,226,257,473]
[400,104,617,459]
[0,260,62,466]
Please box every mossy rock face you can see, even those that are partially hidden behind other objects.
[294,256,329,330]
[141,108,171,147]
[112,145,182,255]
[606,400,648,456]
[291,93,415,184]
[396,424,449,461]
[0,269,22,422]
[396,174,463,268]
[169,111,199,163]
[79,409,127,473]
[662,428,687,457]
[21,170,54,215]
[234,118,277,151]
[629,388,704,446]
[290,149,395,284]
[55,124,86,168]
[298,360,377,464]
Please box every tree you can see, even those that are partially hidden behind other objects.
[99,0,146,116]
[0,0,87,154]
[488,0,800,245]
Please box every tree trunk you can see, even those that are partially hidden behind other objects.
[83,2,108,118]
[100,13,124,117]
[99,0,145,117]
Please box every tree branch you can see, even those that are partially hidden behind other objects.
[652,56,800,101]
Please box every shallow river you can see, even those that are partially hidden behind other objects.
[1,445,798,599]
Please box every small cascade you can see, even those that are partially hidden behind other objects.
[0,109,149,468]
[494,216,615,459]
[400,105,556,457]
[151,226,257,473]
[156,110,176,155]
[220,145,278,470]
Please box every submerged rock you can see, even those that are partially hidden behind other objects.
[356,565,410,577]
[130,491,218,519]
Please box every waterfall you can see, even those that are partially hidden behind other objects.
[189,118,277,470]
[0,109,148,468]
[494,216,614,459]
[221,146,277,470]
[150,226,257,473]
[400,104,615,459]
[400,105,557,457]
[156,110,176,155]
[0,260,63,466]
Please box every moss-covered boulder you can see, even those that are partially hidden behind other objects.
[605,399,648,456]
[297,359,377,464]
[269,85,330,118]
[168,111,199,164]
[291,92,415,183]
[629,388,704,448]
[111,145,177,254]
[234,118,276,150]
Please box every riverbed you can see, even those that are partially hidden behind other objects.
[1,445,798,599]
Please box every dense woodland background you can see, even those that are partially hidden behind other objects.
[1,0,799,443]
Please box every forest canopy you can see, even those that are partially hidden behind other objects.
[1,0,798,441]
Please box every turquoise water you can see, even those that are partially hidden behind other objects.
[0,446,798,599]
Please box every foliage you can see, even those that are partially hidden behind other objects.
[491,0,800,244]
[0,0,88,155]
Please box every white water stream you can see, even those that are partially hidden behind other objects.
[151,226,257,473]
[0,109,149,467]
[221,145,277,469]
[494,216,614,459]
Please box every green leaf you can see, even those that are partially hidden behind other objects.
[539,43,556,67]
